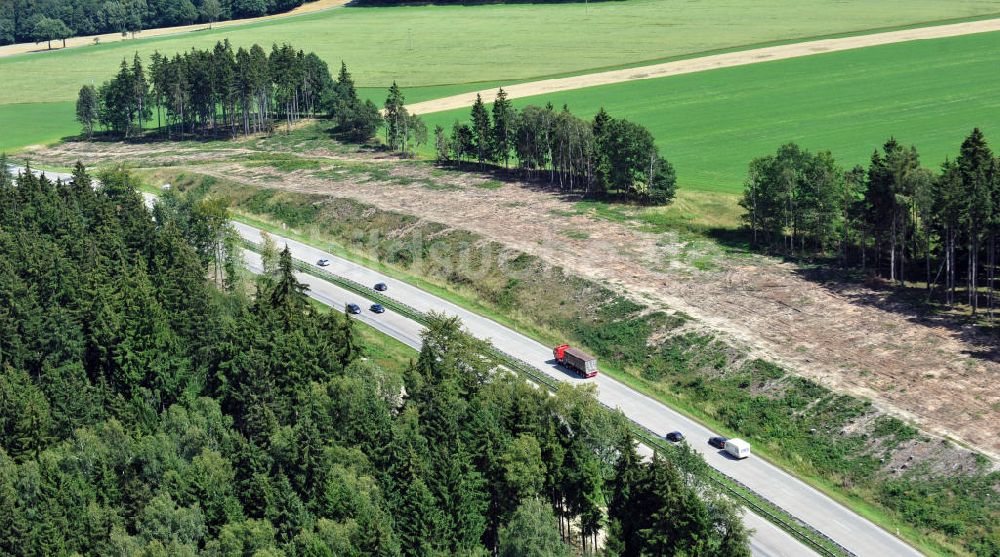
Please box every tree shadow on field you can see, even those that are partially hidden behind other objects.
[791,263,1000,362]
[704,227,753,253]
[706,230,1000,363]
[75,130,247,146]
[434,159,653,204]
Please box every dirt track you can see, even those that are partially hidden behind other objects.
[0,0,348,58]
[407,17,1000,115]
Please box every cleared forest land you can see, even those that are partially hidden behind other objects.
[22,129,1000,554]
[420,30,1000,193]
[30,132,1000,462]
[2,0,999,151]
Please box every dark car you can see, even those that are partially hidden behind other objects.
[346,303,362,314]
[665,431,685,443]
[708,436,728,450]
[374,282,388,291]
[317,259,331,267]
[370,303,385,314]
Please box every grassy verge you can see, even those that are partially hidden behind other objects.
[227,209,570,349]
[144,171,998,556]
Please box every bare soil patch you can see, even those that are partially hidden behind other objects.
[30,140,1000,460]
[407,18,1000,115]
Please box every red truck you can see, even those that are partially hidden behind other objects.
[553,344,598,378]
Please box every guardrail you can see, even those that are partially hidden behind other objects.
[243,238,855,557]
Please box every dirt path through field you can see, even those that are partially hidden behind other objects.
[0,0,348,58]
[407,17,1000,115]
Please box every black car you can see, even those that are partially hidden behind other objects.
[708,436,728,449]
[370,303,385,314]
[665,431,684,443]
[374,282,388,291]
[346,303,362,314]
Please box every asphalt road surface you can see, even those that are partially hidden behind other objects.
[231,221,920,557]
[11,166,918,556]
[241,244,817,557]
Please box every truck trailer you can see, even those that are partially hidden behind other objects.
[724,438,751,459]
[553,344,598,378]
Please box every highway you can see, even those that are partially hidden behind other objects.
[241,239,817,557]
[14,166,918,556]
[230,221,920,557]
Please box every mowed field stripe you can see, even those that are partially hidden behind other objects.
[407,17,1000,115]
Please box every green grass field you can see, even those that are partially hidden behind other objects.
[422,30,1000,194]
[2,0,999,152]
[0,102,78,152]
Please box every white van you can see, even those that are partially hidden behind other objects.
[724,438,751,459]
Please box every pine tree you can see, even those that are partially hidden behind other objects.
[492,87,515,169]
[384,82,406,151]
[592,107,612,195]
[337,311,358,367]
[957,128,994,313]
[470,94,491,169]
[71,160,92,193]
[638,455,711,556]
[130,53,151,134]
[395,477,441,557]
[933,159,965,306]
[268,246,310,324]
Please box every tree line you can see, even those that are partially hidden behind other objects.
[740,129,1000,316]
[76,41,341,139]
[76,42,393,145]
[435,90,677,205]
[1,0,317,46]
[76,53,673,206]
[0,159,749,555]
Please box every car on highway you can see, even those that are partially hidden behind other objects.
[665,431,685,442]
[346,303,361,314]
[374,282,388,291]
[370,303,385,314]
[317,258,330,267]
[708,436,728,449]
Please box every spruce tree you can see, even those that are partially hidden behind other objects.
[492,87,515,169]
[131,53,150,134]
[958,128,994,313]
[268,246,310,323]
[470,94,491,169]
[384,82,406,151]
